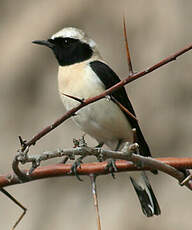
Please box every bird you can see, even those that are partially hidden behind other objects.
[32,27,161,217]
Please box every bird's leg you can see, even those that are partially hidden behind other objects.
[115,140,123,151]
[105,140,122,179]
[70,134,87,181]
[105,159,118,179]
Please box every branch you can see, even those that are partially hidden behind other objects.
[89,174,101,230]
[20,43,192,150]
[1,157,192,188]
[2,145,192,189]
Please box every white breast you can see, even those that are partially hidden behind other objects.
[58,59,133,150]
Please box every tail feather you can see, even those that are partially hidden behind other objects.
[141,171,161,215]
[130,172,161,217]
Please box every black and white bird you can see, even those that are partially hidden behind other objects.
[33,27,160,217]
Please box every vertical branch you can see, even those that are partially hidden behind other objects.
[89,174,101,230]
[123,16,134,75]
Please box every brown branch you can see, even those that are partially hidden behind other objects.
[21,43,192,150]
[2,157,192,190]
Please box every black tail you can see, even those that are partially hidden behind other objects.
[130,172,161,217]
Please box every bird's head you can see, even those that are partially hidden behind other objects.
[32,27,98,66]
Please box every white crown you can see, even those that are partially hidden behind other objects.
[51,27,96,48]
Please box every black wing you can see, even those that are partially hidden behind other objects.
[90,60,151,157]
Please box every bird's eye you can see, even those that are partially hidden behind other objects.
[53,37,77,47]
[48,39,55,43]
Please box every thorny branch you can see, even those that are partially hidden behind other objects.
[7,40,191,188]
[19,42,192,151]
[6,40,192,192]
[1,153,192,188]
[0,143,191,190]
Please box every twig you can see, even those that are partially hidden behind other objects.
[12,147,30,182]
[20,43,192,150]
[12,156,28,182]
[1,188,27,230]
[180,174,192,186]
[89,174,101,230]
[123,16,134,75]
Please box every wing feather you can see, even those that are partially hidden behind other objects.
[90,61,151,157]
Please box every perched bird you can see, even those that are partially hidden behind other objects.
[33,27,160,217]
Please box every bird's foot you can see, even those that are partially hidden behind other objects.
[70,156,85,181]
[105,159,118,179]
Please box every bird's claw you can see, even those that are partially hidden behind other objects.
[70,157,84,181]
[60,156,69,164]
[105,159,118,179]
[95,142,104,148]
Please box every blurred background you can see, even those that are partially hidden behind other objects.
[0,0,192,229]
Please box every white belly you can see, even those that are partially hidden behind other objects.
[58,60,133,149]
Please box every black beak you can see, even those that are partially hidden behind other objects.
[32,40,55,49]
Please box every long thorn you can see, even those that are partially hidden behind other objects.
[111,96,138,121]
[123,16,134,75]
[89,174,101,230]
[62,93,84,104]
